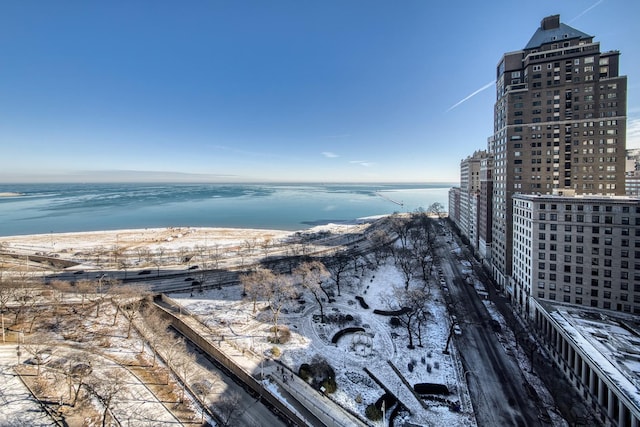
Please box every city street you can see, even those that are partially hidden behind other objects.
[434,221,547,427]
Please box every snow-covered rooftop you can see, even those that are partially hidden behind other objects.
[547,304,640,409]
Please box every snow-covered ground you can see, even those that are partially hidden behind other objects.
[0,300,204,426]
[173,258,477,426]
[0,220,565,426]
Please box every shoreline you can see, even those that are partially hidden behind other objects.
[0,220,380,255]
[0,215,389,240]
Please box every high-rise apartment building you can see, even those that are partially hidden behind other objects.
[478,154,494,267]
[512,193,640,316]
[448,187,461,228]
[459,151,489,249]
[491,15,627,296]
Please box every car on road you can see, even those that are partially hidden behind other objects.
[453,324,462,336]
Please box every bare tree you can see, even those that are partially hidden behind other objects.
[174,351,197,403]
[217,391,243,426]
[135,247,150,263]
[385,286,429,349]
[324,251,349,296]
[139,306,171,366]
[294,261,331,323]
[394,247,416,289]
[67,355,93,406]
[178,246,193,265]
[161,337,187,385]
[0,283,16,343]
[151,248,166,275]
[89,369,126,427]
[244,238,257,256]
[109,284,144,329]
[408,227,434,285]
[192,379,214,423]
[120,291,149,339]
[427,202,445,219]
[110,244,125,268]
[50,279,72,304]
[209,243,222,269]
[93,277,118,318]
[240,267,273,312]
[23,333,53,376]
[75,279,93,308]
[389,215,413,249]
[367,229,393,266]
[12,285,36,325]
[260,238,273,259]
[261,271,296,343]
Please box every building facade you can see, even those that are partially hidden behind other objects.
[448,187,461,229]
[533,302,640,427]
[626,149,640,196]
[512,193,640,317]
[459,151,488,249]
[490,15,628,297]
[478,155,494,267]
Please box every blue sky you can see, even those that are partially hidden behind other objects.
[1,1,639,183]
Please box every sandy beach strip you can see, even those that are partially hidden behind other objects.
[0,226,296,253]
[0,222,370,255]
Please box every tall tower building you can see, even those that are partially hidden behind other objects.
[478,154,494,267]
[460,151,489,250]
[490,15,627,295]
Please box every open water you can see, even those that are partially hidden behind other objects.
[0,183,453,236]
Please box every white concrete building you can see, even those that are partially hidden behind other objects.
[512,193,640,318]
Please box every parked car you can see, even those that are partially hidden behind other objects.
[453,324,462,336]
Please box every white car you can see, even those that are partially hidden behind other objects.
[453,324,462,336]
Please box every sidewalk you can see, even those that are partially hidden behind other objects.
[174,308,368,427]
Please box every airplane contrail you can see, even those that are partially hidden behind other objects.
[569,0,604,24]
[446,80,495,112]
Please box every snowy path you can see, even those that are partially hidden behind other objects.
[0,345,54,427]
[366,362,428,420]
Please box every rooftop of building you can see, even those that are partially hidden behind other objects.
[543,302,640,408]
[524,15,593,51]
[513,192,640,203]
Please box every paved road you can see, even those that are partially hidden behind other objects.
[434,221,544,427]
[182,337,289,427]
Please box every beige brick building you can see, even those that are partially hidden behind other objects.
[490,15,627,295]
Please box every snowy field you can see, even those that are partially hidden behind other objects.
[172,257,477,426]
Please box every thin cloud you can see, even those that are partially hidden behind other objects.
[627,118,640,149]
[569,0,604,24]
[446,80,495,112]
[322,151,339,158]
[350,160,375,167]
